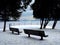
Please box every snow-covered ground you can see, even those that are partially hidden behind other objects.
[0,21,60,45]
[0,29,60,45]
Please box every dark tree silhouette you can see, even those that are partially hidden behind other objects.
[52,0,60,29]
[31,0,50,29]
[22,0,32,9]
[31,0,60,29]
[50,0,60,29]
[43,19,49,29]
[0,0,32,32]
[0,0,22,32]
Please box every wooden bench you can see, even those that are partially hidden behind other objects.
[24,29,48,40]
[9,24,22,35]
[10,28,20,35]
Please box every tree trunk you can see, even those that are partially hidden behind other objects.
[40,19,43,29]
[43,20,49,29]
[52,20,57,29]
[3,20,6,32]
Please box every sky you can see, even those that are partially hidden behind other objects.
[19,0,37,20]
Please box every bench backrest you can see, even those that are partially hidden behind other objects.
[24,29,46,36]
[10,28,19,32]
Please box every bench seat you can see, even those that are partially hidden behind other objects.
[10,28,22,35]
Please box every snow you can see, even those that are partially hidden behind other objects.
[0,29,60,45]
[46,21,54,29]
[0,21,60,45]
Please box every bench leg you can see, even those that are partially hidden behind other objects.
[40,36,43,40]
[18,31,20,35]
[12,31,14,34]
[28,34,30,37]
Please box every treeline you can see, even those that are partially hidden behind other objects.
[31,0,60,29]
[0,0,32,32]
